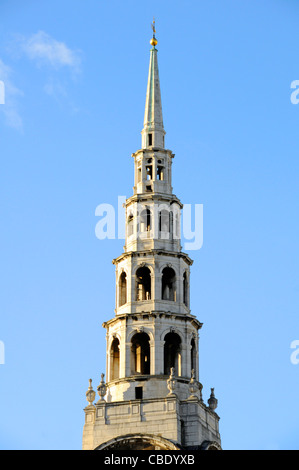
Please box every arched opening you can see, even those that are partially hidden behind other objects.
[110,337,120,380]
[127,213,134,237]
[119,272,127,306]
[159,209,170,233]
[173,211,180,240]
[162,267,176,301]
[157,165,165,181]
[164,332,182,376]
[140,207,151,232]
[131,332,151,375]
[183,271,188,306]
[191,338,196,378]
[137,165,142,184]
[136,266,151,301]
[96,434,182,450]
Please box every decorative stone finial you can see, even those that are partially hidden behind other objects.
[187,369,203,401]
[188,369,199,399]
[208,388,218,412]
[167,367,177,396]
[85,378,96,407]
[97,373,107,403]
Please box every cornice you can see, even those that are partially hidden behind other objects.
[112,249,193,266]
[125,193,183,209]
[102,311,202,330]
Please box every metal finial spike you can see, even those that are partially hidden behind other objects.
[150,19,158,47]
[151,17,156,35]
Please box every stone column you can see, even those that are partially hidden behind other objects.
[180,343,188,378]
[178,274,184,306]
[125,342,132,377]
[155,340,165,375]
[155,273,161,301]
[118,324,126,378]
[149,339,155,375]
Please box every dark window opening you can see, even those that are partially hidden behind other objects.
[135,386,143,399]
[157,166,164,181]
[164,332,182,376]
[162,267,176,301]
[146,165,152,181]
[140,208,151,232]
[136,266,151,301]
[110,338,120,381]
[128,214,134,237]
[131,332,151,374]
[119,272,127,306]
[148,133,153,146]
[159,210,170,232]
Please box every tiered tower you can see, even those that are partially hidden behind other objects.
[82,26,222,451]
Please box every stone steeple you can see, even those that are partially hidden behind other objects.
[82,26,222,452]
[141,24,165,150]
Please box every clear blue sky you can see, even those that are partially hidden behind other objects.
[0,0,298,450]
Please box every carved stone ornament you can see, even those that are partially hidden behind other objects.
[188,369,199,398]
[167,367,177,396]
[97,373,107,403]
[208,388,218,412]
[85,379,96,407]
[188,369,203,400]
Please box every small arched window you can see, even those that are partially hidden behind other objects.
[110,337,120,381]
[159,210,170,233]
[131,332,151,375]
[119,272,127,307]
[157,166,164,181]
[127,213,134,237]
[136,266,151,301]
[140,207,151,232]
[162,267,176,301]
[164,332,182,376]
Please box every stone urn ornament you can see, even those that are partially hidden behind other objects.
[188,369,201,399]
[85,379,96,407]
[208,388,218,412]
[97,373,107,403]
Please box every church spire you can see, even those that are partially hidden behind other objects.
[141,20,166,149]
